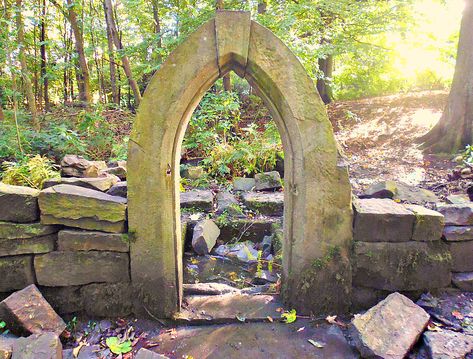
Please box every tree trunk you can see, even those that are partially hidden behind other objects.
[40,0,49,111]
[419,0,473,153]
[316,55,334,105]
[103,0,118,104]
[103,0,141,106]
[15,0,39,129]
[216,0,231,92]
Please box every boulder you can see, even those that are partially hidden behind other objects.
[57,230,129,252]
[60,155,91,177]
[452,272,473,291]
[39,184,127,233]
[11,332,62,359]
[232,177,255,191]
[241,192,284,216]
[101,166,127,180]
[184,166,204,180]
[34,251,130,286]
[448,241,473,271]
[0,256,35,292]
[350,292,430,359]
[443,226,473,241]
[0,183,40,223]
[180,190,213,212]
[254,171,282,191]
[106,181,127,198]
[361,180,438,204]
[353,241,451,291]
[135,348,170,359]
[437,203,473,226]
[0,234,56,257]
[0,285,65,336]
[423,330,473,359]
[0,337,15,359]
[192,219,220,255]
[215,191,239,215]
[446,194,470,204]
[0,222,57,240]
[405,204,444,241]
[42,176,118,192]
[353,198,415,242]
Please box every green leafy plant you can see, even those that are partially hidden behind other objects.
[1,155,60,189]
[66,316,78,333]
[0,320,9,335]
[281,309,297,324]
[105,337,132,355]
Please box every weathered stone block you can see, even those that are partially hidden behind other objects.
[0,183,40,223]
[423,330,473,359]
[452,272,473,291]
[437,203,473,225]
[40,286,83,315]
[446,194,470,204]
[361,180,438,204]
[101,166,126,180]
[39,184,127,233]
[448,240,473,271]
[443,226,473,241]
[0,256,35,292]
[106,181,127,198]
[215,191,238,215]
[61,155,91,177]
[35,251,130,286]
[57,230,129,252]
[183,166,204,180]
[350,292,429,359]
[0,222,58,240]
[353,198,415,242]
[232,177,255,191]
[11,332,62,359]
[0,337,14,359]
[254,171,282,191]
[192,219,220,255]
[241,192,284,216]
[0,234,56,257]
[80,283,133,317]
[43,176,118,192]
[0,285,65,336]
[180,190,213,212]
[219,218,277,243]
[135,348,169,359]
[405,204,444,241]
[353,241,451,291]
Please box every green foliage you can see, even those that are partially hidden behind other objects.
[0,320,9,335]
[105,337,132,355]
[1,155,60,189]
[460,144,473,167]
[281,309,297,323]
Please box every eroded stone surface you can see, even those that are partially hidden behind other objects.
[0,337,15,359]
[0,285,65,336]
[57,230,129,252]
[446,194,470,204]
[192,219,220,255]
[350,292,430,359]
[0,234,56,257]
[361,180,438,204]
[39,184,127,233]
[11,332,62,359]
[106,181,127,198]
[0,256,35,292]
[354,198,415,242]
[452,272,473,291]
[405,204,444,241]
[101,166,127,180]
[0,222,58,240]
[423,330,473,359]
[42,176,118,192]
[80,283,132,317]
[449,241,473,272]
[232,177,255,191]
[218,218,276,243]
[241,192,284,216]
[135,348,169,359]
[353,241,451,291]
[437,203,473,226]
[35,251,129,286]
[183,282,241,296]
[443,226,473,241]
[215,191,238,215]
[0,183,40,223]
[254,171,282,191]
[180,190,213,212]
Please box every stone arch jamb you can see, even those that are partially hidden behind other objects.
[128,11,353,318]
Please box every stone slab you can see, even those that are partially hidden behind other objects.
[42,176,118,192]
[449,240,473,272]
[437,203,473,225]
[241,192,284,216]
[40,286,83,315]
[353,241,452,291]
[0,256,35,292]
[254,171,282,191]
[232,177,255,191]
[361,180,438,204]
[153,321,357,359]
[353,198,415,242]
[350,292,429,359]
[0,222,58,240]
[11,332,62,359]
[41,214,126,233]
[452,272,473,291]
[34,251,130,286]
[218,218,277,243]
[423,330,473,359]
[80,282,133,317]
[443,226,473,241]
[215,191,239,215]
[180,190,214,212]
[57,230,129,252]
[0,285,65,336]
[106,181,127,198]
[0,183,40,223]
[446,194,470,204]
[405,204,444,241]
[0,234,56,257]
[136,348,169,359]
[0,337,15,359]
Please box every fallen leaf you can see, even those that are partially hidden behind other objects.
[236,315,246,322]
[452,310,464,320]
[297,327,305,332]
[281,309,297,324]
[325,315,337,324]
[308,339,324,348]
[72,341,87,358]
[267,316,273,323]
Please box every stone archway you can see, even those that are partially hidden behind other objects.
[128,10,353,318]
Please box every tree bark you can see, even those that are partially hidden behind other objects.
[103,0,141,106]
[15,0,39,129]
[419,0,473,153]
[103,0,118,104]
[316,55,334,105]
[40,0,49,111]
[216,0,231,92]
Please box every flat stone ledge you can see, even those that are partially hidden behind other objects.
[0,234,56,257]
[443,226,473,241]
[405,204,444,241]
[180,190,214,212]
[57,230,129,252]
[0,256,35,292]
[353,198,415,242]
[34,251,130,286]
[241,192,284,216]
[0,222,58,240]
[11,332,62,359]
[437,203,473,226]
[452,272,473,291]
[448,240,473,272]
[0,183,40,223]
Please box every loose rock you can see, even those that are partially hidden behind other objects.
[106,181,127,198]
[60,155,91,177]
[184,166,204,180]
[0,256,35,292]
[11,332,62,359]
[241,192,284,216]
[254,171,282,191]
[101,166,127,180]
[361,180,438,204]
[405,204,444,241]
[233,177,255,191]
[350,292,430,359]
[135,348,169,359]
[452,272,473,291]
[448,240,473,271]
[215,191,239,215]
[0,183,40,223]
[192,219,220,255]
[0,337,15,359]
[446,194,470,204]
[423,330,473,359]
[57,230,129,252]
[42,176,118,192]
[0,285,66,336]
[443,226,473,241]
[437,203,473,226]
[180,190,213,212]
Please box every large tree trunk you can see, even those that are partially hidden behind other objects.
[40,0,49,111]
[103,0,141,106]
[316,55,334,105]
[216,0,231,92]
[103,0,119,104]
[15,0,39,129]
[420,0,473,153]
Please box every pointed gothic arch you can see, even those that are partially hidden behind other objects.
[128,11,353,318]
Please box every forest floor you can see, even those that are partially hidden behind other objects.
[328,90,467,200]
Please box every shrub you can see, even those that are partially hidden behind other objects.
[1,155,60,189]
